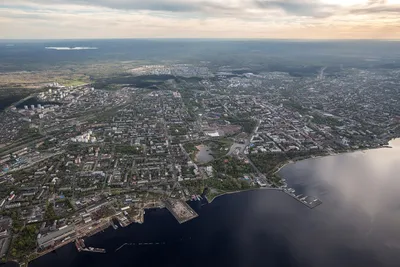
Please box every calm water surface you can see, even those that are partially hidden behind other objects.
[28,139,400,267]
[0,96,22,111]
[195,145,214,163]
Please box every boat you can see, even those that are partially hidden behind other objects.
[110,220,119,230]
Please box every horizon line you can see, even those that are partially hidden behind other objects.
[1,37,400,42]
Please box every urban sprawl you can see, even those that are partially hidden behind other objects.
[0,64,399,265]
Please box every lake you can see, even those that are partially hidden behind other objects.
[195,145,214,163]
[28,139,400,267]
[0,95,23,111]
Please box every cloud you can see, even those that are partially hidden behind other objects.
[3,0,339,17]
[254,0,337,18]
[350,5,400,14]
[367,0,387,5]
[348,0,400,14]
[1,0,400,39]
[4,0,236,13]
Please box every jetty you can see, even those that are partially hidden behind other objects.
[75,238,106,254]
[282,189,322,209]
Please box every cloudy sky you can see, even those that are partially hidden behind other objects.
[1,0,400,39]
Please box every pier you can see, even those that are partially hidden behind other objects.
[163,198,198,224]
[282,189,322,209]
[75,239,106,254]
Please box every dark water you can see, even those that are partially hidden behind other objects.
[28,140,400,267]
[0,96,23,111]
[0,263,18,267]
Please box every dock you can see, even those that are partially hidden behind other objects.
[75,238,106,254]
[163,198,198,224]
[83,247,106,253]
[282,189,322,209]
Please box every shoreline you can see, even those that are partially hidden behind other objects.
[208,140,399,204]
[272,143,396,177]
[13,212,144,267]
[206,187,282,203]
[9,139,399,267]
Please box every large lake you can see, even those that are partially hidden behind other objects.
[28,139,400,267]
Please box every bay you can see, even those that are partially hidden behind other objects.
[28,139,400,267]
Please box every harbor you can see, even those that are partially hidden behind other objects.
[282,190,322,209]
[163,198,199,224]
[75,239,106,254]
[26,140,400,267]
[280,179,322,209]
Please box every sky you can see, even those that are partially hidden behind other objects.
[1,0,400,39]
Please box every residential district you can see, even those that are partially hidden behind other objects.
[0,64,399,265]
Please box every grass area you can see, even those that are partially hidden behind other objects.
[225,117,257,134]
[59,79,89,87]
[180,179,204,195]
[249,153,289,176]
[205,138,233,159]
[206,189,227,202]
[0,211,24,234]
[9,224,39,261]
[183,138,233,163]
[115,145,143,155]
[283,100,309,113]
[205,177,253,192]
[44,203,57,221]
[212,156,253,179]
[183,143,198,153]
[92,74,176,90]
[183,143,198,159]
[181,178,256,202]
[94,83,123,91]
[0,71,90,88]
[311,113,344,127]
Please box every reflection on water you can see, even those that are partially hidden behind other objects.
[279,138,400,265]
[195,145,214,163]
[29,139,400,267]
